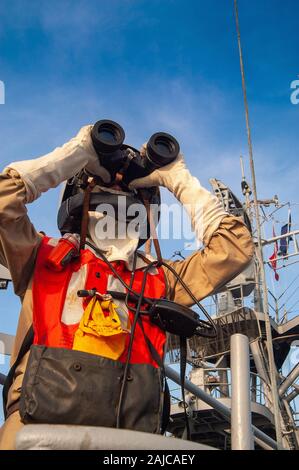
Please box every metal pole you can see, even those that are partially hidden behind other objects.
[251,373,257,402]
[286,389,299,403]
[233,0,283,448]
[279,362,299,397]
[165,365,278,450]
[218,356,230,398]
[230,334,254,449]
[250,339,272,409]
[240,155,252,217]
[250,340,270,384]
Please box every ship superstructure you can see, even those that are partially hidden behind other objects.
[166,178,299,450]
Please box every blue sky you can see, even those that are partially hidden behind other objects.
[0,0,298,401]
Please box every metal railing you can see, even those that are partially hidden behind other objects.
[166,365,278,450]
[170,367,272,409]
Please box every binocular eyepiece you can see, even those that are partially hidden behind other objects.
[91,120,180,186]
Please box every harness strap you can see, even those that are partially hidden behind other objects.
[79,178,96,251]
[139,190,163,265]
[180,335,191,440]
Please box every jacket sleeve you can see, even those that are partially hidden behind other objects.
[0,170,42,297]
[163,215,254,306]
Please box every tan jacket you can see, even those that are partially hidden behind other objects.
[0,170,254,415]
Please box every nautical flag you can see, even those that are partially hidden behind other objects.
[279,209,292,257]
[269,226,279,281]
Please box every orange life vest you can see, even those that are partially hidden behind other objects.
[32,236,167,367]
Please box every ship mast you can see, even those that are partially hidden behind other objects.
[233,0,283,448]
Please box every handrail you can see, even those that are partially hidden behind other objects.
[175,367,273,407]
[166,365,278,450]
[197,367,272,408]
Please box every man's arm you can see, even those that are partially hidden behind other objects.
[0,125,109,297]
[163,215,254,305]
[129,151,254,304]
[0,171,42,297]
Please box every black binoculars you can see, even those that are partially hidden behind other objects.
[91,120,180,186]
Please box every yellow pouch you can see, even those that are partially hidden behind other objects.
[73,297,129,360]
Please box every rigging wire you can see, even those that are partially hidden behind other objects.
[286,296,299,313]
[272,260,299,271]
[279,284,299,310]
[277,272,299,301]
[233,0,283,447]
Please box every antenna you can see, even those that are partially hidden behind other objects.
[233,0,283,447]
[239,155,253,223]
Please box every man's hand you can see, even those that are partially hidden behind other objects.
[75,125,110,184]
[129,143,228,247]
[128,144,187,194]
[3,125,111,203]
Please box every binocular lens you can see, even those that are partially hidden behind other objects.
[155,139,174,156]
[91,119,180,185]
[147,132,180,167]
[98,129,118,144]
[91,120,125,154]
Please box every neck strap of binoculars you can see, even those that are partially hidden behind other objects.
[80,178,96,251]
[140,190,163,265]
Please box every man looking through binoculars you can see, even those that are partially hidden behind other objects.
[0,122,253,450]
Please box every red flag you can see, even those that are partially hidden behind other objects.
[269,227,279,281]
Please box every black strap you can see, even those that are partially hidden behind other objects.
[137,318,164,368]
[140,191,163,265]
[137,318,190,438]
[137,318,171,434]
[180,336,191,440]
[2,325,34,419]
[161,379,171,435]
[79,178,96,251]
